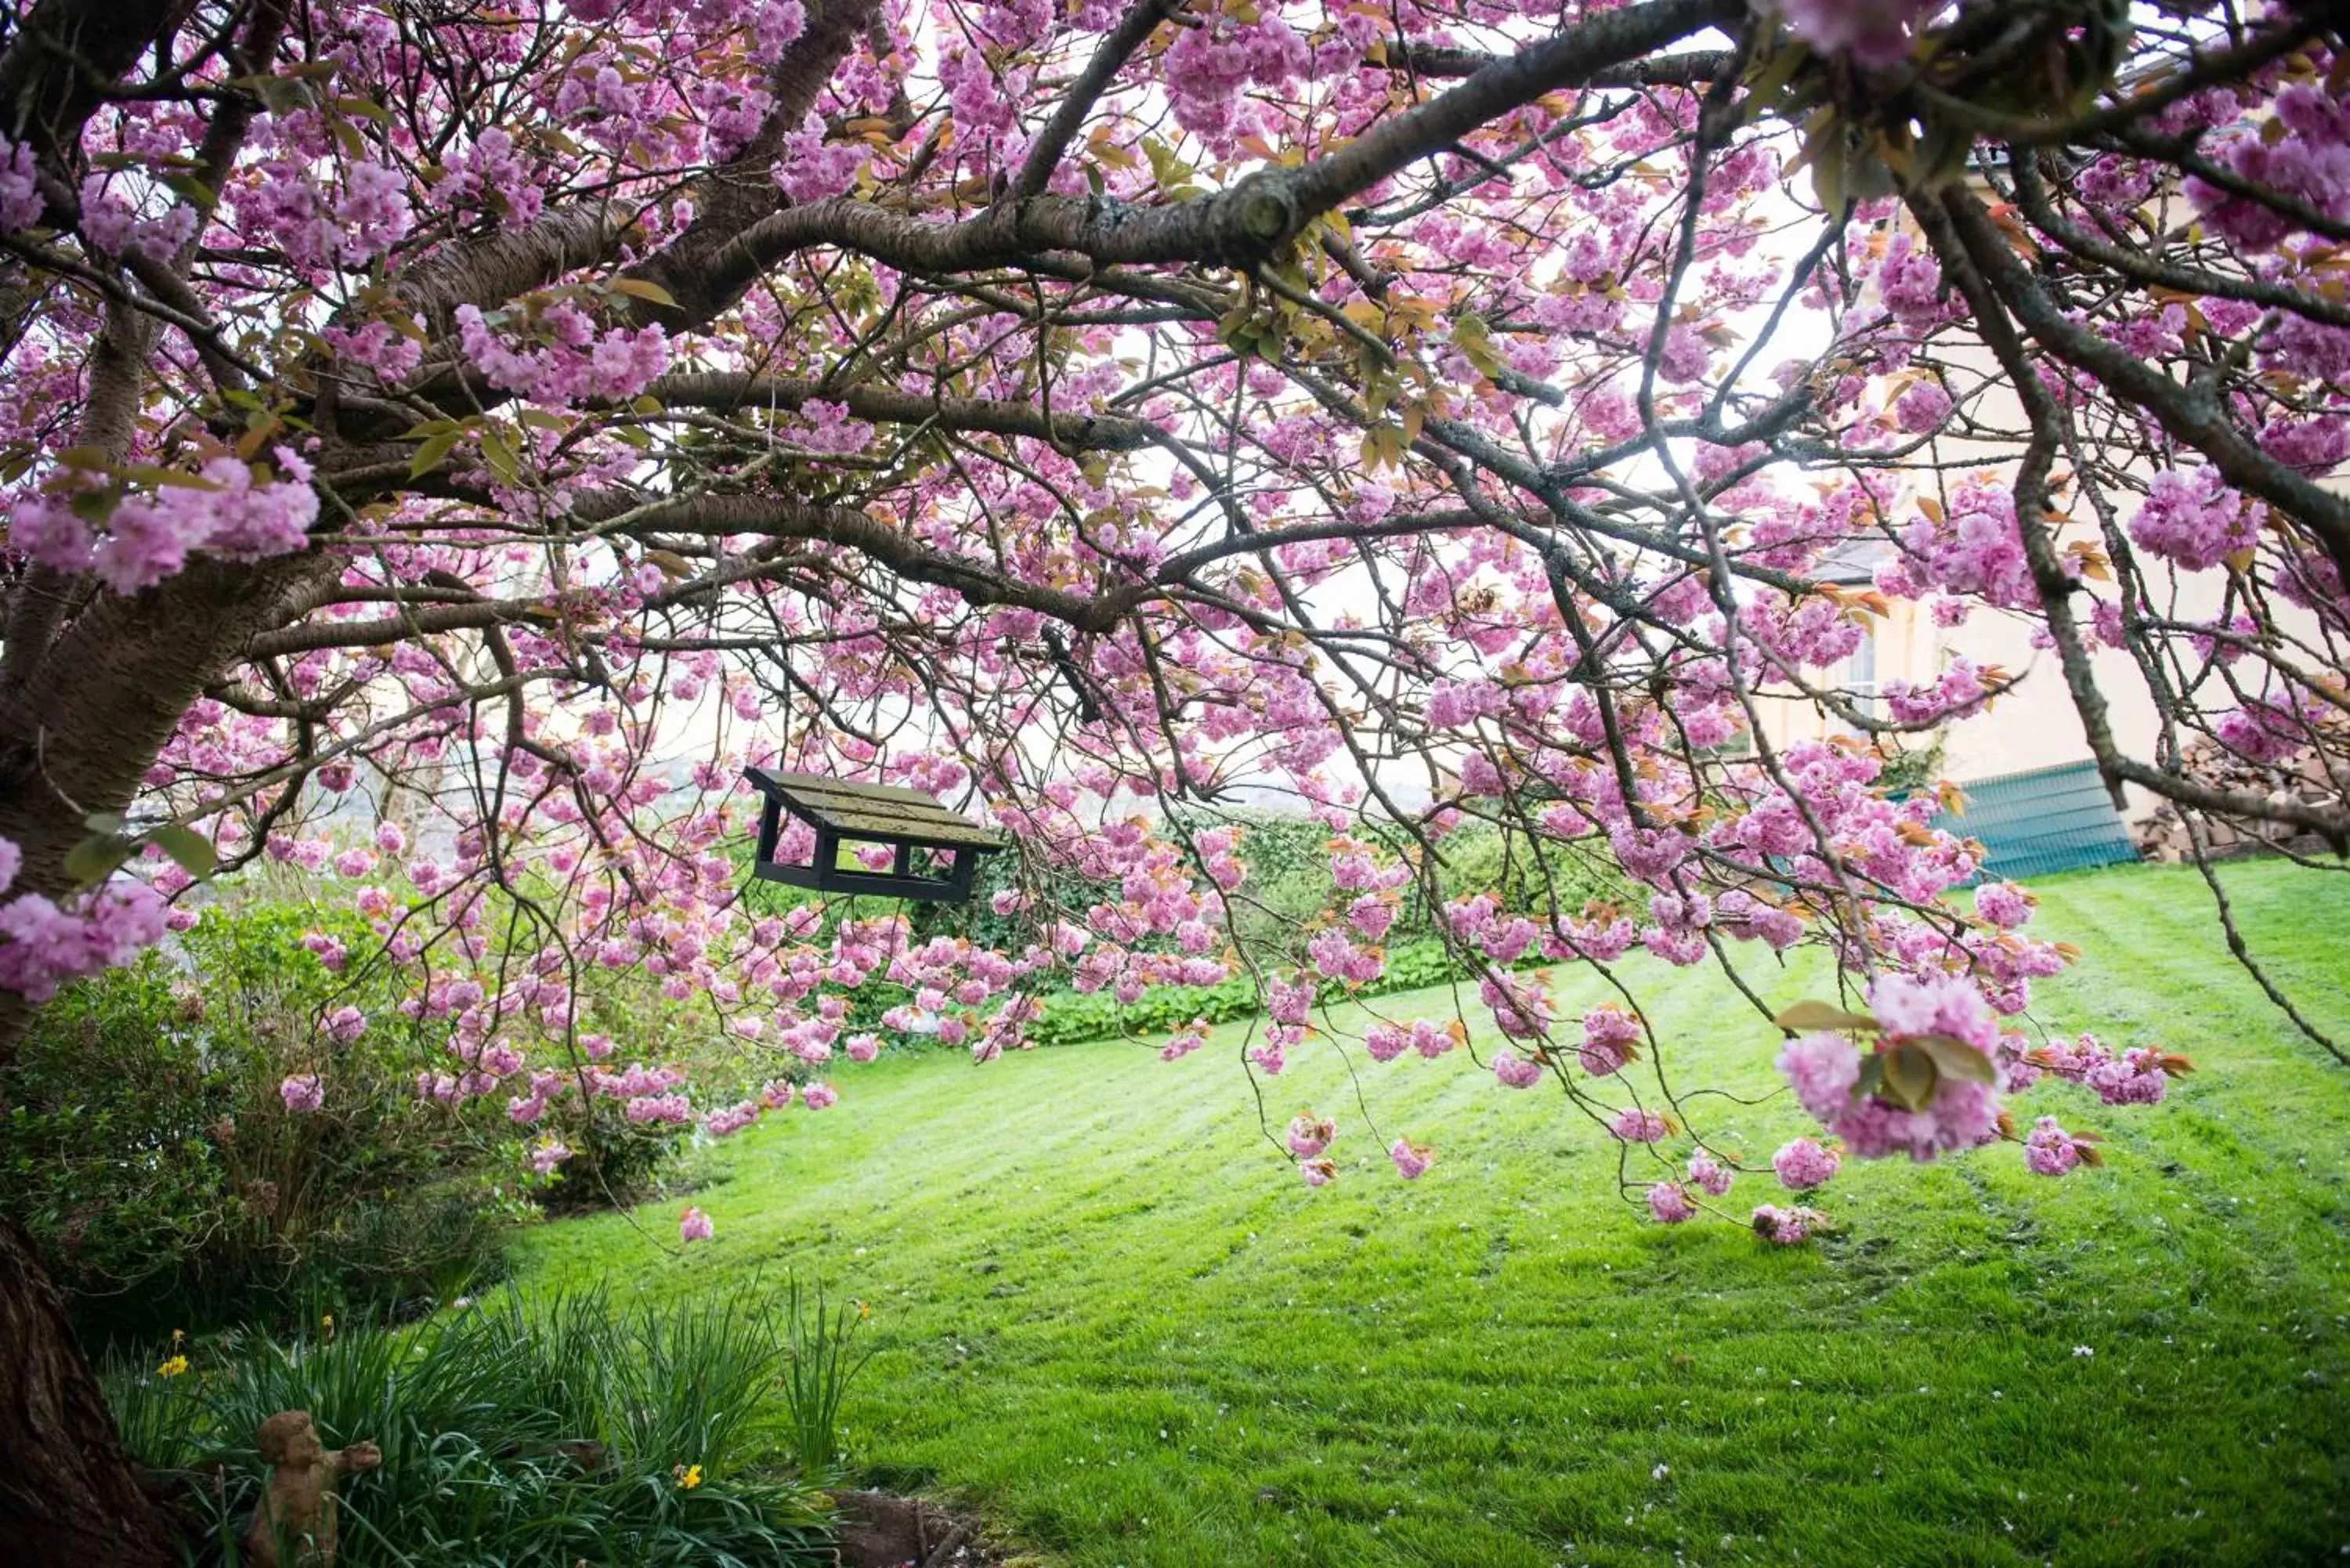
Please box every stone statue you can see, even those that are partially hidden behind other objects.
[241,1410,380,1568]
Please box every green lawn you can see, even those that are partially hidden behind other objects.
[519,862,2350,1567]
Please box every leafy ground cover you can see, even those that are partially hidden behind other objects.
[519,861,2350,1567]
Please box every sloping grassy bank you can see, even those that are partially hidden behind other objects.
[520,861,2350,1566]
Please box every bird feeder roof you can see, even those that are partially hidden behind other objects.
[743,768,1009,853]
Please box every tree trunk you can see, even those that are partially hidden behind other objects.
[0,1214,181,1566]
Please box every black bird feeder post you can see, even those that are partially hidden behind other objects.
[742,768,1008,902]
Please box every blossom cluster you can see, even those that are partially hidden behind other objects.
[12,450,319,594]
[0,838,168,1003]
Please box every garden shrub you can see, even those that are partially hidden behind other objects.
[538,1096,692,1214]
[0,905,521,1339]
[106,1285,832,1566]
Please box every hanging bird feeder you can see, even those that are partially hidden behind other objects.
[742,768,1008,902]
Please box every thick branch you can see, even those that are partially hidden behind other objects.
[1383,42,1736,87]
[573,491,1148,632]
[642,373,1164,450]
[699,0,1737,291]
[0,0,189,184]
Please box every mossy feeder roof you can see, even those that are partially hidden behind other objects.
[743,768,1008,902]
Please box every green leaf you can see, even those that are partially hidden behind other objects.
[606,276,680,309]
[1741,37,1811,123]
[479,425,521,486]
[1912,1032,1997,1086]
[1878,1043,1938,1111]
[150,824,217,881]
[67,489,122,526]
[118,464,222,491]
[1142,136,1197,197]
[1452,313,1505,379]
[1845,150,1895,204]
[1772,999,1878,1033]
[1852,1053,1885,1104]
[1810,136,1849,218]
[409,428,462,478]
[1358,423,1407,471]
[1914,117,1973,191]
[62,833,132,887]
[161,173,219,212]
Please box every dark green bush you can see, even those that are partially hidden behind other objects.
[0,905,519,1340]
[105,1286,832,1566]
[539,1097,689,1214]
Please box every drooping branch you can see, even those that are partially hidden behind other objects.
[573,490,1151,631]
[1936,180,2350,589]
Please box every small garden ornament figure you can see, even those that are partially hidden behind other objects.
[242,1409,381,1567]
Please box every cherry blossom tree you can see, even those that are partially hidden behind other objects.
[1,0,2347,1556]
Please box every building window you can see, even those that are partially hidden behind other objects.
[1846,627,1878,720]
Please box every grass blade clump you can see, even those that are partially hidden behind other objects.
[778,1277,876,1485]
[103,1284,830,1566]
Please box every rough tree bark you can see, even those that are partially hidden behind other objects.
[0,3,240,1548]
[0,1216,182,1566]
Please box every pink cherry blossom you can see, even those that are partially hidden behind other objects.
[1776,0,1938,65]
[1389,1138,1433,1180]
[2024,1116,2090,1177]
[1609,1108,1670,1144]
[1578,1006,1642,1076]
[2128,469,2259,572]
[1491,1049,1545,1089]
[1285,1112,1334,1159]
[1751,1205,1820,1246]
[1687,1151,1734,1197]
[1771,1136,1842,1191]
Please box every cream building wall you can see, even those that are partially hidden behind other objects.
[1755,477,2253,816]
[1754,187,2296,810]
